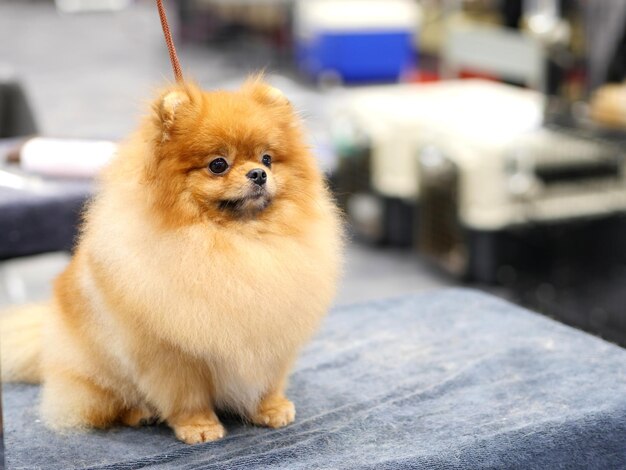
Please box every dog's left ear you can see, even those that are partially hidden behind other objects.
[159,91,189,128]
[243,77,291,108]
[153,85,197,141]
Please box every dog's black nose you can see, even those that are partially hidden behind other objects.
[246,168,267,186]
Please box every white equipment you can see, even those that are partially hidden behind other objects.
[332,80,626,279]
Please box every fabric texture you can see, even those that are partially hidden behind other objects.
[4,289,626,469]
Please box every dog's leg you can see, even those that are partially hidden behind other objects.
[250,374,296,429]
[133,355,225,444]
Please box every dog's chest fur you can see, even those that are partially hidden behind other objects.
[81,196,339,413]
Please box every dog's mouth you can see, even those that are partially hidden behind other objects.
[218,188,273,214]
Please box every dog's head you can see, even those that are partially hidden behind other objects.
[143,77,319,227]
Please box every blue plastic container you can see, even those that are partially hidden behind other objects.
[294,0,418,83]
[297,30,415,82]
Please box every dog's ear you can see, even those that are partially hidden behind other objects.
[242,75,291,108]
[152,84,197,141]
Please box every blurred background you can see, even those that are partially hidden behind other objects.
[0,0,625,346]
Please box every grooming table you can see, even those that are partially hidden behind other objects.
[5,289,626,469]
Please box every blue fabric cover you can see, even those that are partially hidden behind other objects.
[4,289,626,469]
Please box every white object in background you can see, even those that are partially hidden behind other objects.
[20,138,117,179]
[295,0,420,36]
[442,23,545,91]
[332,80,544,200]
[55,0,131,13]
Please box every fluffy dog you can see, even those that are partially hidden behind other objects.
[1,77,343,444]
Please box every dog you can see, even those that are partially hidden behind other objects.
[1,77,343,444]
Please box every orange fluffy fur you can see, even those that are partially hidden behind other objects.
[0,77,343,444]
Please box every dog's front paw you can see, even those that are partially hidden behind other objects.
[252,395,296,428]
[173,422,226,444]
[170,412,226,444]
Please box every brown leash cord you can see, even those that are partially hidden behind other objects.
[156,0,184,83]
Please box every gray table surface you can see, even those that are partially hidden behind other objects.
[4,288,626,469]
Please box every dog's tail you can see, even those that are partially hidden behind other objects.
[0,303,46,383]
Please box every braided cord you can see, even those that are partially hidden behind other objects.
[156,0,184,83]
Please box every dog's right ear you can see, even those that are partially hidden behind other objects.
[152,85,196,141]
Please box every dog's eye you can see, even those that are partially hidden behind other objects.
[262,154,272,168]
[208,158,229,174]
